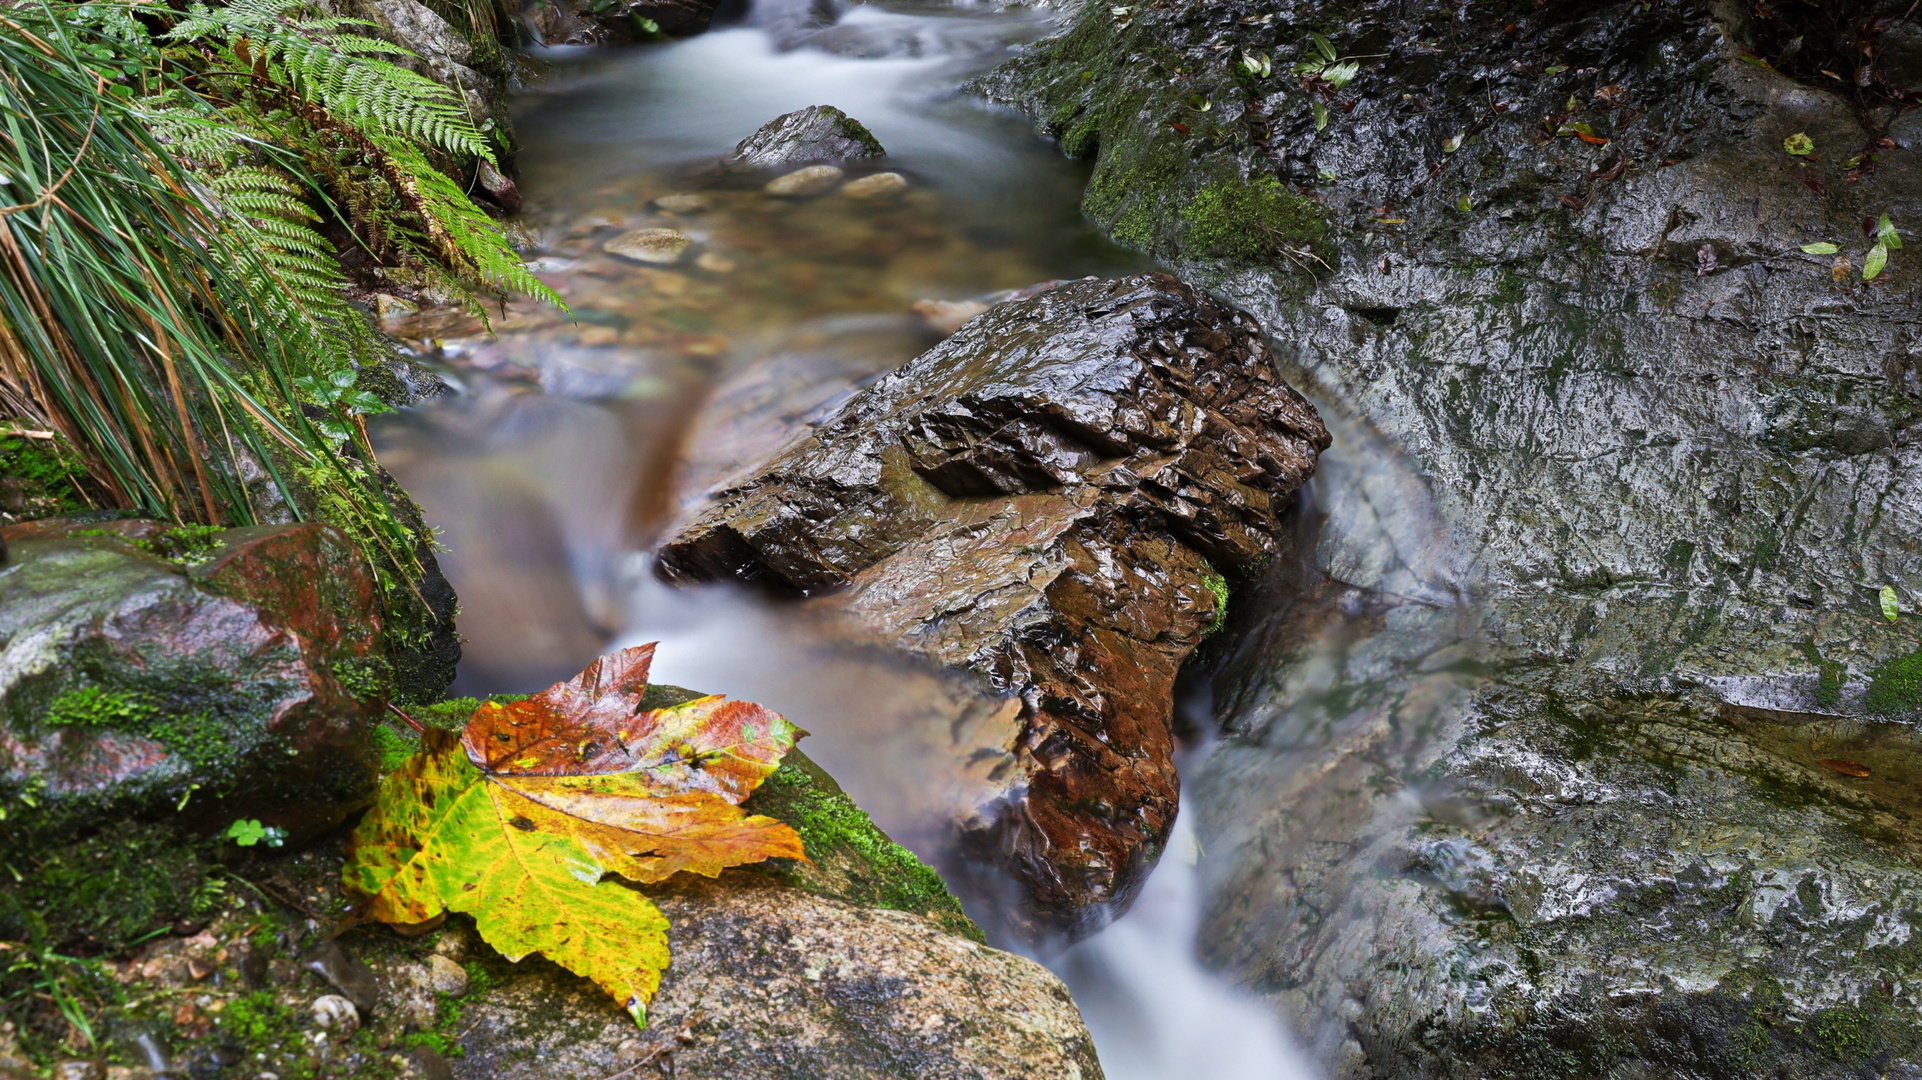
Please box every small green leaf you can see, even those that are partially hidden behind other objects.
[1783,132,1814,156]
[1458,193,1472,212]
[329,369,359,388]
[1313,32,1336,62]
[227,818,267,846]
[1311,99,1329,131]
[1443,132,1464,153]
[1864,242,1888,279]
[1878,212,1901,250]
[1799,242,1839,255]
[346,391,390,414]
[1187,93,1211,111]
[1544,64,1569,75]
[1882,584,1901,622]
[1323,61,1359,88]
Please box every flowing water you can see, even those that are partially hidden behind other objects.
[367,3,1384,1075]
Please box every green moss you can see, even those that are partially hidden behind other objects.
[133,524,226,566]
[744,751,980,941]
[0,823,218,952]
[46,686,154,728]
[1799,642,1847,708]
[1863,650,1922,715]
[1062,113,1101,160]
[1180,175,1326,264]
[0,432,91,520]
[1201,563,1229,637]
[1805,1006,1874,1061]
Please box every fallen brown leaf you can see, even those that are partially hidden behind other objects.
[1819,758,1870,778]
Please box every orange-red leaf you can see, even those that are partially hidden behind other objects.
[345,645,806,1025]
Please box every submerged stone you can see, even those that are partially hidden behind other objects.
[726,105,886,170]
[660,273,1329,931]
[602,227,693,264]
[840,170,909,198]
[763,164,845,197]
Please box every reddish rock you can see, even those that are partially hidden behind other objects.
[659,273,1329,929]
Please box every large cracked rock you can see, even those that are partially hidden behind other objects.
[660,273,1328,929]
[985,0,1922,1073]
[0,519,383,847]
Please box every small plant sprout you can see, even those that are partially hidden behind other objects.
[1864,212,1901,281]
[227,818,288,848]
[1241,52,1272,78]
[1296,33,1362,88]
[1883,584,1901,622]
[1800,241,1839,255]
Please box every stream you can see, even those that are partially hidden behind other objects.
[366,2,1440,1075]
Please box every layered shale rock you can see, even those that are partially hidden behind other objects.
[660,272,1329,928]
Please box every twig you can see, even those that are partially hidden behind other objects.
[388,701,427,734]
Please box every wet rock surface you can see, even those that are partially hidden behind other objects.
[725,104,887,170]
[0,519,384,846]
[985,0,1922,1074]
[17,731,1100,1080]
[660,272,1329,929]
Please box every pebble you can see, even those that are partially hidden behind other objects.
[695,251,738,274]
[310,995,360,1037]
[52,1062,106,1080]
[427,954,470,996]
[764,165,844,197]
[653,193,709,212]
[374,294,417,324]
[603,228,693,264]
[841,171,909,199]
[911,298,991,336]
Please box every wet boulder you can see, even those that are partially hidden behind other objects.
[660,273,1330,930]
[984,0,1922,1071]
[61,743,1103,1080]
[725,105,886,170]
[0,518,384,847]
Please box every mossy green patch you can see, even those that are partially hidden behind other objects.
[0,823,218,952]
[1181,175,1327,264]
[1863,649,1922,715]
[46,685,154,729]
[0,432,92,520]
[1201,563,1230,637]
[744,750,980,941]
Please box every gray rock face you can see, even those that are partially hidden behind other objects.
[726,105,886,170]
[660,273,1329,930]
[460,877,1103,1080]
[984,0,1922,1074]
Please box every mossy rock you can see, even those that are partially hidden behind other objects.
[370,687,978,939]
[0,522,384,851]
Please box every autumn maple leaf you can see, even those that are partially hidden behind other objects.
[343,644,805,1023]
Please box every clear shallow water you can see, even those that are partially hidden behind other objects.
[371,4,1323,1076]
